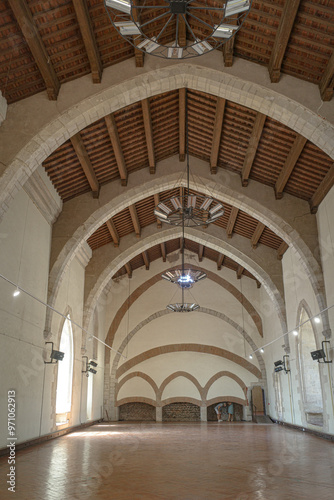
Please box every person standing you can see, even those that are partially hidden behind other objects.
[214,402,226,422]
[227,402,234,422]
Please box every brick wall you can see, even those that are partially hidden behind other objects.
[162,403,200,422]
[207,403,243,421]
[119,403,156,421]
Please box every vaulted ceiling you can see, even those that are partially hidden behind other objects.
[1,0,333,284]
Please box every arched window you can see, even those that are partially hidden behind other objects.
[56,315,74,417]
[297,307,323,426]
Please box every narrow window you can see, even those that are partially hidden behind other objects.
[56,315,74,420]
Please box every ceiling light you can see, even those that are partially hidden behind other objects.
[249,354,253,359]
[104,0,252,59]
[45,342,65,364]
[260,348,264,353]
[314,316,321,324]
[162,269,207,288]
[292,330,298,336]
[167,303,200,313]
[13,287,20,297]
[114,21,141,35]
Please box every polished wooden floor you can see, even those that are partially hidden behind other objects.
[1,422,334,499]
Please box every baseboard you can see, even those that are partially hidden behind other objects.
[271,417,334,442]
[0,419,103,457]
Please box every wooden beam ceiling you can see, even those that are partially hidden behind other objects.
[309,165,334,214]
[160,242,166,262]
[251,222,266,249]
[179,88,186,162]
[142,251,150,270]
[141,98,155,174]
[132,0,144,67]
[8,0,60,100]
[72,0,102,84]
[210,98,226,174]
[178,16,186,47]
[70,133,100,197]
[129,204,141,237]
[198,244,204,262]
[275,135,307,199]
[241,112,266,187]
[237,265,244,280]
[106,219,119,248]
[226,207,239,238]
[125,262,132,278]
[268,0,302,83]
[277,241,289,260]
[319,51,334,102]
[105,114,128,186]
[217,254,225,271]
[154,194,162,228]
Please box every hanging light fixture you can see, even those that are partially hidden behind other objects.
[104,0,252,59]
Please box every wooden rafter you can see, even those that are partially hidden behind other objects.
[8,0,60,100]
[198,244,204,262]
[319,51,334,102]
[72,0,102,83]
[237,265,244,280]
[129,204,141,237]
[226,207,239,238]
[217,253,225,270]
[141,98,155,174]
[154,194,162,228]
[70,133,100,198]
[309,165,334,214]
[160,242,166,262]
[142,251,150,270]
[132,0,144,67]
[125,262,132,278]
[179,88,186,162]
[241,112,266,187]
[251,222,266,249]
[105,114,128,186]
[268,0,301,83]
[275,135,307,199]
[277,241,289,260]
[178,16,186,47]
[210,98,226,174]
[106,219,119,247]
[256,280,261,289]
[222,15,237,67]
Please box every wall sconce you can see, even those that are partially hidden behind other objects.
[82,356,98,376]
[274,355,290,373]
[44,342,65,364]
[311,341,332,364]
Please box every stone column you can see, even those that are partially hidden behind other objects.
[200,406,207,422]
[156,406,162,422]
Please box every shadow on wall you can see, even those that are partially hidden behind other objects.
[207,403,243,421]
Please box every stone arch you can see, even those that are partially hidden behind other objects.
[116,397,157,407]
[83,226,287,338]
[2,63,334,222]
[116,371,158,399]
[207,396,247,407]
[116,344,261,379]
[203,371,247,401]
[158,371,204,402]
[104,265,263,351]
[161,397,202,407]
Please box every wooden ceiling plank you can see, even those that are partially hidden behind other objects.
[210,98,226,174]
[241,112,266,187]
[132,1,144,67]
[105,114,128,186]
[106,219,120,247]
[70,133,100,198]
[142,251,150,270]
[141,98,155,174]
[319,51,334,102]
[179,88,186,162]
[309,164,334,214]
[217,253,225,270]
[277,241,289,260]
[268,0,302,83]
[160,242,166,262]
[198,244,204,262]
[129,204,141,238]
[8,0,60,100]
[178,16,186,47]
[153,193,162,228]
[226,207,239,238]
[275,135,307,199]
[222,14,238,67]
[251,221,266,249]
[124,262,132,278]
[237,265,244,280]
[72,0,102,83]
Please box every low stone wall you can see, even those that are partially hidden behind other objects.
[119,402,156,421]
[162,402,200,421]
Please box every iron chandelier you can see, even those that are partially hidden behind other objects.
[104,0,252,60]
